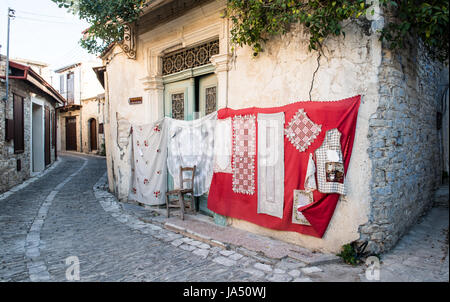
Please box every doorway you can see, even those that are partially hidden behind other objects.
[164,73,218,216]
[32,103,44,172]
[65,117,77,151]
[89,118,98,151]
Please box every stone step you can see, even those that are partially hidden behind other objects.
[163,215,340,266]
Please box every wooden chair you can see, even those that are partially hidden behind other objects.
[165,165,196,220]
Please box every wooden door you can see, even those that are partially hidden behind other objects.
[44,107,51,166]
[65,117,77,151]
[90,119,97,151]
[199,74,218,118]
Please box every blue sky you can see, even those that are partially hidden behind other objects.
[0,0,96,70]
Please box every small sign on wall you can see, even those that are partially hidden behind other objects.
[128,97,142,105]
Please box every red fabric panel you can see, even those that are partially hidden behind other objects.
[207,95,361,238]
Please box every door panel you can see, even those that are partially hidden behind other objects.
[90,119,97,150]
[199,74,218,118]
[164,78,195,120]
[65,117,77,151]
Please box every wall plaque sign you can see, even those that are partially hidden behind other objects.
[129,97,142,105]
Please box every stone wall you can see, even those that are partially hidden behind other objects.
[0,78,57,193]
[360,40,448,253]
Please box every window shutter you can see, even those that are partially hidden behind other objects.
[98,123,104,134]
[59,74,65,94]
[13,94,25,154]
[67,72,74,104]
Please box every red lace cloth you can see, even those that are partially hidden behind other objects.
[207,95,361,238]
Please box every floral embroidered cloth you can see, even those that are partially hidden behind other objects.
[232,115,256,195]
[207,96,361,238]
[167,112,217,196]
[129,119,168,205]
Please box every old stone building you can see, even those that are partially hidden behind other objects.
[100,0,448,254]
[0,56,65,193]
[54,59,106,155]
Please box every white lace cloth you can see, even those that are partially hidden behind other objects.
[167,112,217,196]
[213,117,232,173]
[129,119,168,205]
[257,112,285,219]
[304,153,317,191]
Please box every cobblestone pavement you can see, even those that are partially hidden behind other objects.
[0,153,448,282]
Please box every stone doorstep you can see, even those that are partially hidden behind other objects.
[160,213,340,267]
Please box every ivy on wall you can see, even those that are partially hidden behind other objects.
[53,0,448,63]
[226,0,448,62]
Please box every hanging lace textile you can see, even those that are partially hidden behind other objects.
[257,112,285,218]
[167,112,217,196]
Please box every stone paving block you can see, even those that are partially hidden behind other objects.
[219,250,235,257]
[192,248,210,259]
[288,269,301,278]
[229,253,244,261]
[213,256,237,267]
[302,266,323,274]
[179,244,196,252]
[243,268,266,278]
[254,262,273,272]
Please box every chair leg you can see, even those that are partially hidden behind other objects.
[178,192,185,220]
[165,194,170,218]
[191,196,196,214]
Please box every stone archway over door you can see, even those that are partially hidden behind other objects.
[89,119,98,151]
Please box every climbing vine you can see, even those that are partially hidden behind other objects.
[226,0,449,62]
[226,0,368,55]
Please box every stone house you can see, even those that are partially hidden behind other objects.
[0,56,65,193]
[53,59,106,155]
[100,0,448,253]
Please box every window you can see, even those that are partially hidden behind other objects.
[67,72,75,104]
[13,94,24,154]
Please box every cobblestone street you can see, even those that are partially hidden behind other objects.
[0,153,448,282]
